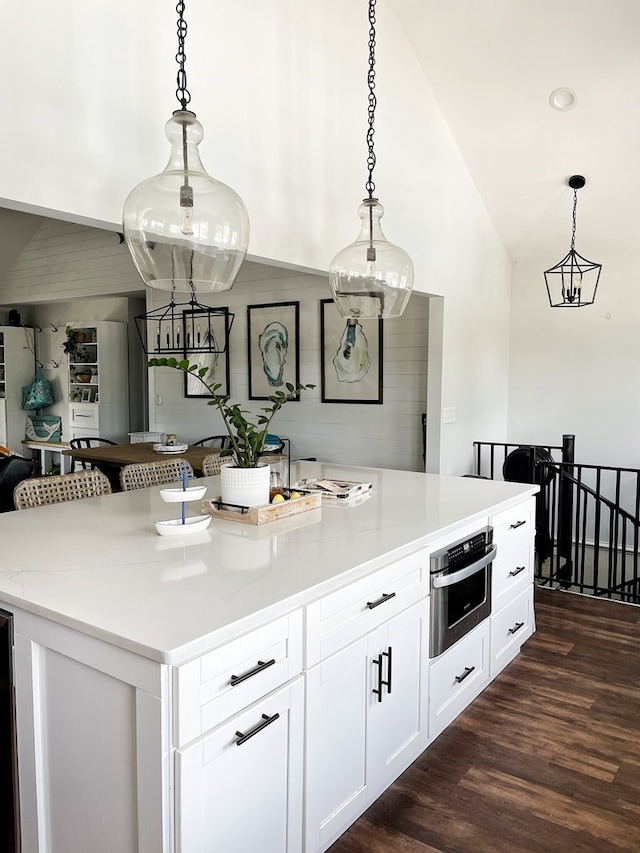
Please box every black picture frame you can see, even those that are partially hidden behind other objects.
[320,299,383,404]
[183,308,231,398]
[247,301,300,400]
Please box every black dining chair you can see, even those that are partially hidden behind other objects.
[69,437,117,470]
[192,435,232,449]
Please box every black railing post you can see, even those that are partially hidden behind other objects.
[557,434,575,585]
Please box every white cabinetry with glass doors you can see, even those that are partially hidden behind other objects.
[66,321,129,443]
[0,326,36,453]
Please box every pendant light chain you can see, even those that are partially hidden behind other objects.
[175,1,191,111]
[570,188,578,252]
[365,0,377,200]
[174,2,193,208]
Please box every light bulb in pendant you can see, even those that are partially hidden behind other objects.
[180,183,195,236]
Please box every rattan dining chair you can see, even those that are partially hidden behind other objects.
[13,469,112,510]
[201,452,237,477]
[119,459,195,491]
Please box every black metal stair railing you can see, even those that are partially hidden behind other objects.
[472,436,640,604]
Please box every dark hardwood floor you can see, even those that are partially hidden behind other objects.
[329,587,640,852]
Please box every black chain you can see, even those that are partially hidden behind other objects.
[570,188,578,251]
[175,1,191,110]
[365,0,377,199]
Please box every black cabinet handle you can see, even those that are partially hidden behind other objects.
[455,665,475,684]
[508,621,525,635]
[381,646,392,695]
[508,565,527,577]
[372,653,384,703]
[509,520,526,530]
[366,592,396,610]
[235,712,280,746]
[229,658,276,686]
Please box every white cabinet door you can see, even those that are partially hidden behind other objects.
[177,677,304,853]
[305,634,370,852]
[305,601,428,852]
[367,600,427,799]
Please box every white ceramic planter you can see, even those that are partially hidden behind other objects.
[220,463,270,508]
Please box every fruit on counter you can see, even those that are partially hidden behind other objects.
[271,494,285,503]
[289,491,301,499]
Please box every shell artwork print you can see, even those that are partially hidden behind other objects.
[259,321,288,386]
[332,319,371,383]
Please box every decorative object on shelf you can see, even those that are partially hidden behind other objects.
[328,0,413,320]
[320,299,383,404]
[183,308,231,397]
[155,471,211,536]
[122,1,249,296]
[544,175,602,308]
[247,302,300,400]
[148,356,314,506]
[134,298,234,358]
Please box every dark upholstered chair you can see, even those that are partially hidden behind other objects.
[0,455,36,512]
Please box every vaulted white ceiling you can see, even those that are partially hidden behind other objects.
[386,0,640,267]
[2,1,636,285]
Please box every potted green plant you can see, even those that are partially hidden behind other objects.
[63,326,86,358]
[148,356,314,505]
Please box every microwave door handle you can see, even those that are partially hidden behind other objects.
[432,543,498,589]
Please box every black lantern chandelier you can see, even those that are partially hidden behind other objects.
[544,175,602,308]
[122,1,249,296]
[329,0,414,320]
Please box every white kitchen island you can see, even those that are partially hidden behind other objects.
[0,461,538,853]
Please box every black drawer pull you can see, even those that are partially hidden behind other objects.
[229,658,276,686]
[509,520,526,530]
[508,621,525,635]
[508,565,527,577]
[455,665,475,684]
[366,592,396,610]
[235,712,280,746]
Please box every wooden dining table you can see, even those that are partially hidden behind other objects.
[63,442,222,478]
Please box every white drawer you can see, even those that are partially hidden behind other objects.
[490,586,534,678]
[305,549,429,667]
[491,498,535,550]
[69,403,99,429]
[428,620,490,740]
[175,610,303,745]
[492,537,534,613]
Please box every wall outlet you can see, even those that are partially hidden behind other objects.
[442,407,456,424]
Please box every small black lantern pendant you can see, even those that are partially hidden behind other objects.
[544,175,602,308]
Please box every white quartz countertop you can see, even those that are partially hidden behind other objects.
[0,462,536,664]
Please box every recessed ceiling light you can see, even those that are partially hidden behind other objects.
[549,87,578,111]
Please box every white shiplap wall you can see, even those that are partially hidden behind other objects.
[150,264,429,472]
[0,218,143,304]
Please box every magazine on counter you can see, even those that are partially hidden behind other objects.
[291,477,373,500]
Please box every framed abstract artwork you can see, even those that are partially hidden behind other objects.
[247,301,300,400]
[320,299,383,404]
[183,308,231,398]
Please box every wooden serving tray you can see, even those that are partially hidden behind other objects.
[202,491,322,525]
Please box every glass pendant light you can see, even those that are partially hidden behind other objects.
[329,0,413,320]
[123,2,249,294]
[544,175,602,308]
